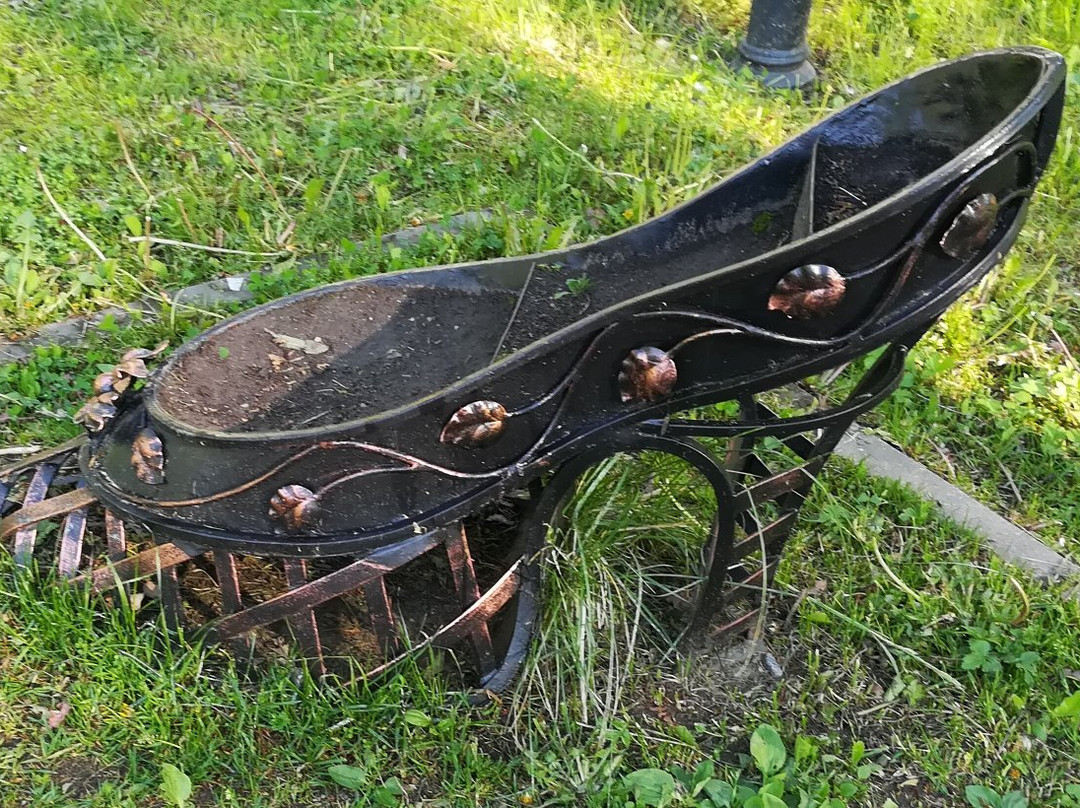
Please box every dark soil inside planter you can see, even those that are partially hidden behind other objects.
[155,283,518,432]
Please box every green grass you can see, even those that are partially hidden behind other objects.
[3,0,1080,805]
[3,457,1080,806]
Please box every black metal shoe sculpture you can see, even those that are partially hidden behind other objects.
[2,47,1066,691]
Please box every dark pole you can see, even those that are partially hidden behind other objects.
[736,0,816,89]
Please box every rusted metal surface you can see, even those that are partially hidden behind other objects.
[80,543,195,592]
[446,524,496,673]
[104,509,127,561]
[283,559,326,677]
[12,463,58,569]
[56,490,89,578]
[1,486,97,543]
[207,532,441,643]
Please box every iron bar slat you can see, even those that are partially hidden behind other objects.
[361,561,522,682]
[732,467,811,514]
[713,608,762,638]
[56,487,89,578]
[12,463,57,570]
[283,559,326,678]
[213,550,253,657]
[362,577,397,652]
[731,511,798,561]
[0,478,16,519]
[723,562,779,607]
[1,486,97,542]
[0,435,86,481]
[445,524,496,673]
[78,543,195,592]
[206,531,441,643]
[104,510,127,562]
[159,563,184,634]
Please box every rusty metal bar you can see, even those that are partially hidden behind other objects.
[713,608,762,638]
[12,463,57,570]
[212,551,253,657]
[445,524,496,673]
[732,467,811,513]
[104,510,127,562]
[206,532,441,643]
[56,489,89,578]
[731,511,798,560]
[362,561,522,682]
[1,486,97,543]
[283,559,326,678]
[159,563,184,634]
[362,577,398,652]
[77,543,195,592]
[0,435,86,482]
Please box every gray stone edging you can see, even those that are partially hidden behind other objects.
[837,429,1080,586]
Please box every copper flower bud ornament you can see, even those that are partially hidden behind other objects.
[74,399,117,432]
[619,347,677,404]
[93,372,117,395]
[131,427,166,485]
[440,401,508,448]
[940,193,998,259]
[768,265,846,320]
[269,485,320,530]
[113,341,169,382]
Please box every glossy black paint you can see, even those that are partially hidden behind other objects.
[81,48,1064,560]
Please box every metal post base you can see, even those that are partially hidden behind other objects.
[734,44,817,89]
[735,0,817,89]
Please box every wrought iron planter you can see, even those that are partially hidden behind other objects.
[2,48,1066,692]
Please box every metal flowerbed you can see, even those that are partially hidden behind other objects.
[2,48,1065,696]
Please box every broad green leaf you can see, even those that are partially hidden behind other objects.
[373,777,405,806]
[622,768,675,807]
[690,760,715,790]
[857,762,883,780]
[701,779,733,807]
[964,785,1001,807]
[328,764,369,790]
[303,178,325,211]
[750,724,787,777]
[761,794,785,808]
[160,763,192,808]
[850,740,865,765]
[759,779,784,797]
[1052,691,1080,719]
[77,271,104,287]
[14,210,36,236]
[1000,792,1027,808]
[123,214,143,237]
[403,709,432,727]
[794,735,816,766]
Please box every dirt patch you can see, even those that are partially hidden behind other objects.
[46,754,123,801]
[155,282,517,432]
